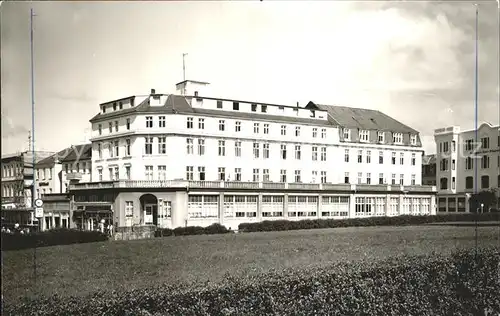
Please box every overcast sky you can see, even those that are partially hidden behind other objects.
[1,1,499,155]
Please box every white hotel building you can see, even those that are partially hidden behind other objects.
[434,123,500,213]
[69,80,436,236]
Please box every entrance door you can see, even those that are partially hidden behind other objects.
[144,204,154,225]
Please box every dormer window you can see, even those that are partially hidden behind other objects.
[359,130,369,142]
[233,102,239,110]
[377,131,385,143]
[410,134,417,145]
[343,128,351,140]
[194,91,199,97]
[310,110,315,118]
[251,104,257,112]
[217,100,223,109]
[261,105,267,113]
[393,132,403,144]
[102,106,106,113]
[279,106,285,112]
[113,103,117,111]
[119,102,123,110]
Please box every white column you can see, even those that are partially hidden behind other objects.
[349,193,356,218]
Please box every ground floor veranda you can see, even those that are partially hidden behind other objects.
[70,184,438,233]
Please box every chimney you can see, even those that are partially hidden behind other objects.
[296,102,299,107]
[150,89,156,95]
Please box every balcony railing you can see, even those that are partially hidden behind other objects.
[69,180,437,193]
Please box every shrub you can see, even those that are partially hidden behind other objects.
[238,213,500,233]
[155,223,230,238]
[1,228,108,251]
[3,247,500,315]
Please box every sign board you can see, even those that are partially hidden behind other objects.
[35,207,44,218]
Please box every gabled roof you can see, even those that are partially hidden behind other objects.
[306,102,418,133]
[60,144,92,162]
[422,154,436,165]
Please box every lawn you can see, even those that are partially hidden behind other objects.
[2,225,500,306]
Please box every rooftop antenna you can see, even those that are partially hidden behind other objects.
[28,130,32,151]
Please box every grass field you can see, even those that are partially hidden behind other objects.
[3,225,500,306]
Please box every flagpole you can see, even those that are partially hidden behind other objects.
[30,7,38,290]
[473,3,479,262]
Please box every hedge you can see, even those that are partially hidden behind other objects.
[154,223,230,237]
[1,228,109,251]
[238,213,500,232]
[3,247,499,315]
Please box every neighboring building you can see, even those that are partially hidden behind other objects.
[39,193,71,231]
[422,154,437,186]
[1,151,54,228]
[434,123,500,213]
[68,80,436,237]
[60,144,92,192]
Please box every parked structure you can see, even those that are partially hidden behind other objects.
[422,154,437,186]
[68,80,436,237]
[434,123,500,213]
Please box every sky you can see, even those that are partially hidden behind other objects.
[1,1,499,155]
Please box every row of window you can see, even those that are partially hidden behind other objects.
[97,118,132,135]
[343,128,417,146]
[2,164,22,178]
[441,135,499,153]
[344,149,417,166]
[439,174,500,190]
[463,155,499,170]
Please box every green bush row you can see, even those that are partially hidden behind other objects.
[238,213,500,232]
[4,248,500,315]
[1,228,109,251]
[154,223,230,237]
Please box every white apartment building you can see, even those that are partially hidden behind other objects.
[434,123,500,213]
[67,80,435,236]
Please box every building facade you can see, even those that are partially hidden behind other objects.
[66,80,435,235]
[434,123,500,213]
[422,154,437,186]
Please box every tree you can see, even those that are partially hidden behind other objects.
[469,189,499,213]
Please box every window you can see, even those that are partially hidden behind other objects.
[126,118,131,130]
[379,173,384,185]
[158,116,166,128]
[359,130,369,142]
[217,100,223,109]
[391,174,396,185]
[146,116,153,128]
[464,139,474,151]
[411,153,416,166]
[451,176,456,189]
[379,151,384,164]
[280,169,287,183]
[145,137,153,155]
[294,170,301,183]
[280,144,287,160]
[119,102,123,110]
[198,166,206,180]
[125,201,134,218]
[234,141,241,157]
[399,174,404,185]
[98,143,102,159]
[261,105,267,113]
[411,174,416,185]
[157,137,166,154]
[295,145,301,160]
[321,128,326,138]
[114,121,119,132]
[251,103,257,112]
[465,176,473,189]
[263,143,270,159]
[357,172,362,184]
[198,139,205,155]
[312,128,318,138]
[263,169,270,182]
[187,117,194,128]
[263,124,269,134]
[391,152,396,165]
[320,171,327,184]
[186,166,194,180]
[465,157,473,170]
[344,172,349,184]
[452,159,456,170]
[357,150,362,163]
[254,123,260,134]
[366,173,371,184]
[440,159,449,171]
[98,124,102,135]
[109,142,114,158]
[443,142,449,153]
[114,141,119,157]
[102,106,106,113]
[312,147,318,161]
[343,128,350,140]
[233,102,239,110]
[186,138,194,154]
[482,155,489,169]
[98,169,103,181]
[145,165,153,180]
[451,140,456,152]
[219,120,225,131]
[218,167,226,181]
[399,153,404,165]
[320,147,327,161]
[218,140,226,156]
[113,103,117,111]
[295,127,301,137]
[108,122,112,133]
[393,133,403,144]
[410,135,417,145]
[281,125,286,136]
[253,143,260,158]
[234,168,242,181]
[198,118,205,129]
[235,121,241,132]
[366,151,371,163]
[125,166,131,180]
[114,166,119,180]
[481,175,489,189]
[344,149,349,162]
[481,137,489,149]
[253,169,260,182]
[440,177,448,190]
